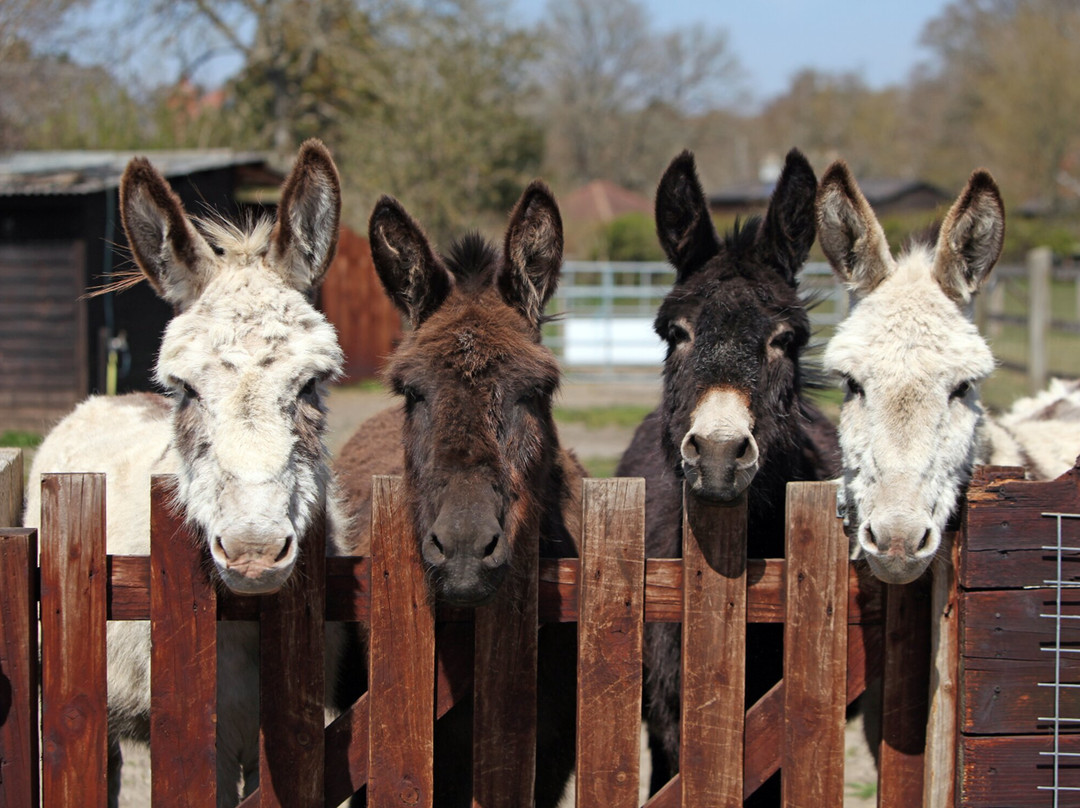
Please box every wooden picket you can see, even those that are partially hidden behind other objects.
[0,450,929,806]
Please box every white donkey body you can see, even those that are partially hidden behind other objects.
[818,162,1080,585]
[24,140,345,807]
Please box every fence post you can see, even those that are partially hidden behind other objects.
[923,535,960,808]
[0,526,39,808]
[680,485,747,806]
[39,473,109,808]
[1028,246,1052,393]
[149,475,217,806]
[575,478,645,808]
[0,447,22,526]
[781,482,848,807]
[368,475,434,808]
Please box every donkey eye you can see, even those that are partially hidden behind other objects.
[844,376,865,399]
[402,386,426,408]
[176,380,199,402]
[299,377,318,400]
[950,381,971,400]
[769,330,794,352]
[668,323,691,345]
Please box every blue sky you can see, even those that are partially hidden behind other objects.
[637,0,953,100]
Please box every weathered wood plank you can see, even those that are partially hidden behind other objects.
[925,539,960,808]
[782,482,848,807]
[149,476,217,806]
[0,528,39,808]
[39,473,109,808]
[680,488,746,807]
[323,694,370,807]
[962,467,1080,589]
[472,505,540,807]
[575,478,645,808]
[961,588,1080,663]
[877,580,931,808]
[960,734,1080,807]
[0,448,22,526]
[962,659,1080,735]
[258,505,328,807]
[369,475,434,808]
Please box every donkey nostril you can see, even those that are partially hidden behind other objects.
[483,534,500,558]
[430,533,444,554]
[275,535,293,564]
[215,535,229,559]
[865,525,876,549]
[736,437,751,460]
[684,435,700,459]
[917,529,932,553]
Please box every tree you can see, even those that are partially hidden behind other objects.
[920,0,1080,209]
[539,0,741,191]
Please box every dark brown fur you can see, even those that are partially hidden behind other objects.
[617,149,840,803]
[333,183,582,807]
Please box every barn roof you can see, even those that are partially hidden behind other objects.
[562,179,653,225]
[0,150,281,197]
[708,177,949,210]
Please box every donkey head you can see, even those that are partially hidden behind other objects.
[370,183,564,606]
[653,149,818,505]
[819,161,1004,584]
[120,140,344,595]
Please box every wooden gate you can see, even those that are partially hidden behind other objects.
[0,449,938,807]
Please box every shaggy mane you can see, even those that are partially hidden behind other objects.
[444,232,500,285]
[720,215,763,259]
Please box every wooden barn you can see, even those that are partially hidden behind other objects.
[0,151,401,433]
[0,150,282,432]
[709,176,949,218]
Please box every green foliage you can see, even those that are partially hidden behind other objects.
[1001,215,1080,262]
[554,404,654,429]
[0,431,42,449]
[588,213,665,261]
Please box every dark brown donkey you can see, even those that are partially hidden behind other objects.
[334,182,583,807]
[616,149,840,803]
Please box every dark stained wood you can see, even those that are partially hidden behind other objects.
[0,528,39,808]
[472,508,540,808]
[962,659,1080,735]
[39,473,108,808]
[960,734,1080,807]
[575,478,645,807]
[962,467,1080,588]
[149,476,217,806]
[782,482,848,807]
[961,588,1080,663]
[877,580,931,808]
[102,556,884,626]
[368,476,434,808]
[680,487,746,806]
[323,694,370,808]
[258,504,327,807]
[0,448,22,526]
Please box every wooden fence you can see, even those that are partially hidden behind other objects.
[0,450,949,807]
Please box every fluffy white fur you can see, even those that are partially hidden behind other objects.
[23,142,345,807]
[819,162,1080,585]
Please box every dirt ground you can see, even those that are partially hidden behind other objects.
[115,378,877,807]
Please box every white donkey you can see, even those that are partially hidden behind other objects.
[817,160,1080,585]
[24,140,345,806]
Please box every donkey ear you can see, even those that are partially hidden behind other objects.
[120,157,216,310]
[815,160,895,296]
[270,139,342,296]
[933,169,1004,305]
[756,148,817,285]
[499,180,564,330]
[654,150,721,282]
[369,195,452,328]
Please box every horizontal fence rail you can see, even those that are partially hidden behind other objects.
[0,455,937,806]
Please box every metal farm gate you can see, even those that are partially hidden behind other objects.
[0,447,955,807]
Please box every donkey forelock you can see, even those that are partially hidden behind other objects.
[820,162,1003,584]
[123,139,343,595]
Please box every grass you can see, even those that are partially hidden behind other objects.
[553,404,653,429]
[577,456,620,478]
[0,430,42,449]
